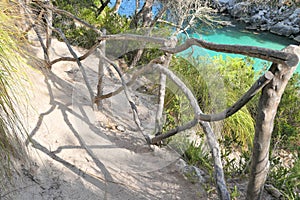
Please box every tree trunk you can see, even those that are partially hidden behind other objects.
[246,45,300,200]
[113,0,122,13]
[96,0,110,17]
[45,0,53,68]
[130,0,154,28]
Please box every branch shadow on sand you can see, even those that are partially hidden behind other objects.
[25,66,150,199]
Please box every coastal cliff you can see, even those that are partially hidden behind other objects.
[214,0,300,42]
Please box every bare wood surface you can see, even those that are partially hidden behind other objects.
[50,43,99,65]
[155,37,177,135]
[150,118,198,144]
[99,34,298,66]
[98,34,167,46]
[94,56,166,101]
[151,64,230,200]
[246,45,300,200]
[95,29,106,110]
[163,38,299,67]
[199,71,274,121]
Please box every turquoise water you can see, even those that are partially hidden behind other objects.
[180,26,300,73]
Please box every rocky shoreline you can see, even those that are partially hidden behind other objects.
[213,0,300,43]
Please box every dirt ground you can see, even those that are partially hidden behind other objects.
[1,35,209,200]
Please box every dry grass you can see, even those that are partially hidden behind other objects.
[0,1,30,187]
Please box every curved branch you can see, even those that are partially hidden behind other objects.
[150,64,230,199]
[199,71,274,122]
[94,57,165,101]
[98,34,299,67]
[163,38,299,67]
[149,70,274,143]
[149,64,274,141]
[99,53,152,148]
[56,28,95,102]
[150,118,198,144]
[50,42,100,65]
[45,5,102,34]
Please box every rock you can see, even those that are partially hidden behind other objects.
[116,125,126,132]
[289,8,300,26]
[175,159,206,184]
[250,13,262,24]
[182,165,206,184]
[230,2,250,18]
[270,22,294,36]
[176,159,187,172]
[292,17,300,25]
[294,35,300,43]
[219,0,299,38]
[250,13,268,25]
[246,25,258,30]
[260,24,270,31]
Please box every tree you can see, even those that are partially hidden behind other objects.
[113,0,122,13]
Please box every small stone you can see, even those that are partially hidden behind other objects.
[116,125,126,132]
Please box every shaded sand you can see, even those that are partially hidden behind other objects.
[2,35,207,200]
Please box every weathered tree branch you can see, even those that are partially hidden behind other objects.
[98,34,167,46]
[246,45,300,200]
[98,53,152,147]
[155,37,177,135]
[150,63,230,199]
[45,0,53,63]
[162,38,299,67]
[22,4,51,67]
[50,42,100,65]
[199,71,274,122]
[94,56,166,101]
[149,70,274,144]
[99,34,299,67]
[95,29,106,110]
[56,28,95,102]
[45,5,102,34]
[150,118,198,144]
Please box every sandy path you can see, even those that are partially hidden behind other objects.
[2,36,206,200]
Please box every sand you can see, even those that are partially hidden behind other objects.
[1,35,207,200]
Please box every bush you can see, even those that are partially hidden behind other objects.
[166,55,300,198]
[53,2,130,48]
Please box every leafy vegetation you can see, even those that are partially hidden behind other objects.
[165,56,256,148]
[53,1,130,48]
[165,54,300,198]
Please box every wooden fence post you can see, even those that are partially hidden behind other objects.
[96,29,106,110]
[246,45,300,200]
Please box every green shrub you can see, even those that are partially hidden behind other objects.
[53,2,130,48]
[165,55,256,148]
[273,72,300,152]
